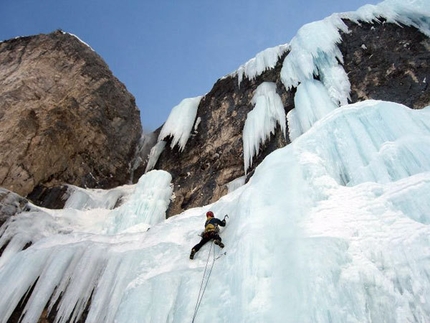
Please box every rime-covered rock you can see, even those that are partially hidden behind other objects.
[0,31,142,205]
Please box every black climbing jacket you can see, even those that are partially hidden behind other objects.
[203,217,226,234]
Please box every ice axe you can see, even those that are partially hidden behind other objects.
[223,215,229,220]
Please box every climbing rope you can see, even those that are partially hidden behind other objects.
[191,241,226,323]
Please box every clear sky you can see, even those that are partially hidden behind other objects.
[0,0,380,131]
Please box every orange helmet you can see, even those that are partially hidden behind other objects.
[206,211,214,218]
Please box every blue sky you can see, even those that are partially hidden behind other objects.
[0,0,379,131]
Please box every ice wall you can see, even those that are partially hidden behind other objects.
[1,100,430,323]
[104,170,172,234]
[298,101,430,188]
[288,79,338,141]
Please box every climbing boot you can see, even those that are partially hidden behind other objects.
[214,240,224,248]
[190,249,196,260]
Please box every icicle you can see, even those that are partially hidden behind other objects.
[158,96,202,152]
[145,141,166,173]
[235,44,289,85]
[243,82,286,173]
[291,79,338,139]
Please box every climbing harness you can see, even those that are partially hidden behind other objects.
[191,241,226,323]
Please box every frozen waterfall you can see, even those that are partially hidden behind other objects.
[1,0,430,322]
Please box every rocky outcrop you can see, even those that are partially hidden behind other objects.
[138,19,429,217]
[340,20,429,109]
[0,31,142,205]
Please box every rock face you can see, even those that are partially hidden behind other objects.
[137,19,430,218]
[0,31,142,204]
[340,20,429,109]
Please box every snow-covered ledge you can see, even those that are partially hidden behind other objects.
[158,96,203,152]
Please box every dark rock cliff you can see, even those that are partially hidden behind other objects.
[340,20,429,108]
[137,19,429,218]
[0,31,142,207]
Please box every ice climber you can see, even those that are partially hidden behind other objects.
[190,211,227,259]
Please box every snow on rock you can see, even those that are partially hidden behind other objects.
[234,44,289,84]
[281,0,430,143]
[227,0,429,107]
[158,96,202,152]
[280,0,430,103]
[346,0,430,37]
[67,32,95,51]
[280,14,350,106]
[243,82,286,172]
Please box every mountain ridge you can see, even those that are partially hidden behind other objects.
[0,30,142,210]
